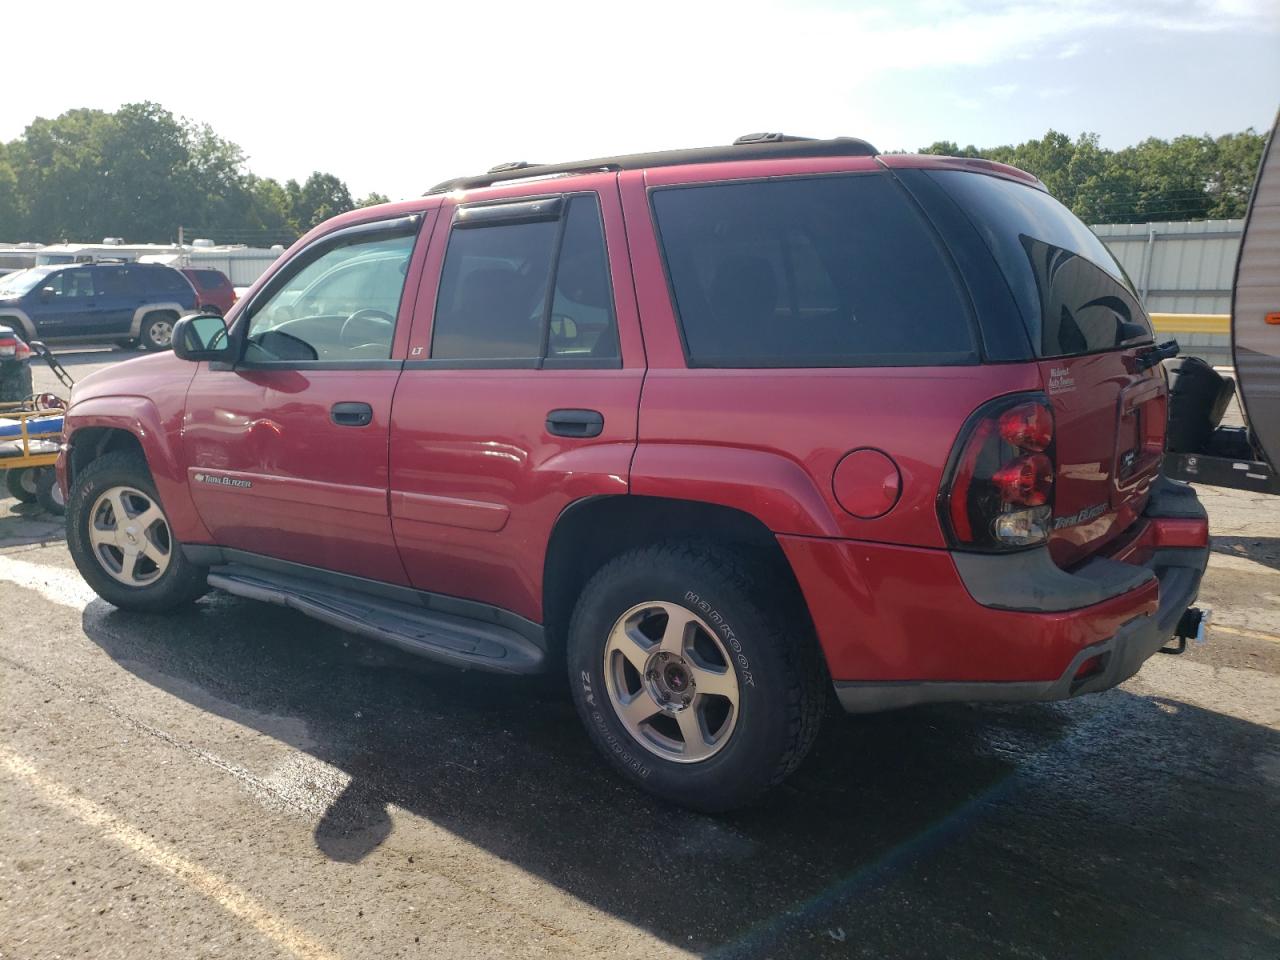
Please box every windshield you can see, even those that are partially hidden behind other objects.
[0,266,56,298]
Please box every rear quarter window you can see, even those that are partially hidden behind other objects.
[928,170,1152,358]
[651,173,977,367]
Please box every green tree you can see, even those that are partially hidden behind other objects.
[0,103,375,244]
[918,128,1267,225]
[0,143,19,240]
[357,191,391,208]
[289,172,354,231]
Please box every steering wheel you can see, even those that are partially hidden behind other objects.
[339,308,395,347]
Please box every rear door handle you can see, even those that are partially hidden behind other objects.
[546,408,604,438]
[331,401,373,427]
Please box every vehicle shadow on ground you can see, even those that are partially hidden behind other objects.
[81,594,1280,959]
[1211,534,1280,572]
[0,498,65,547]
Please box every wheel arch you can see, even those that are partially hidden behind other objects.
[63,397,212,544]
[542,494,818,662]
[0,308,37,340]
[130,303,186,339]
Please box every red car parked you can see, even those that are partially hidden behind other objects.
[58,134,1209,810]
[179,267,237,316]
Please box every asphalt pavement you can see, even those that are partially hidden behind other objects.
[1,349,1277,959]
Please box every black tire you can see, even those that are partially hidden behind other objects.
[139,312,177,351]
[35,467,65,516]
[5,466,38,503]
[567,542,825,812]
[66,451,209,611]
[113,339,139,351]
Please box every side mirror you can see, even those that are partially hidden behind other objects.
[40,286,55,300]
[173,314,232,363]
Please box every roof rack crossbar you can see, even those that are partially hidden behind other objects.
[426,134,878,195]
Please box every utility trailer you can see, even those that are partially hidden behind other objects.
[1163,112,1280,495]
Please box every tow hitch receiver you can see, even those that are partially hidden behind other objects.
[1160,607,1211,655]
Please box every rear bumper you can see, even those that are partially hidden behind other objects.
[778,476,1208,713]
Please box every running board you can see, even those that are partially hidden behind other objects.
[207,565,545,675]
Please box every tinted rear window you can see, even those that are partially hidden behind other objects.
[652,174,977,367]
[192,269,230,287]
[928,171,1152,358]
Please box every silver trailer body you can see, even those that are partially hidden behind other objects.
[1233,112,1280,471]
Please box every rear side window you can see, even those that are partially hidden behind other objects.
[432,194,618,365]
[928,171,1151,358]
[144,267,193,295]
[100,267,139,297]
[651,174,976,367]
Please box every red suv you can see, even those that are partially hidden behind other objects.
[58,134,1209,811]
[179,267,237,316]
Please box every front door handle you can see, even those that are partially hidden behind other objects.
[331,401,373,427]
[546,408,604,438]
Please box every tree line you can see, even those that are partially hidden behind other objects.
[0,102,389,247]
[0,102,1268,245]
[918,128,1266,224]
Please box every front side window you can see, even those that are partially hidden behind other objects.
[431,194,618,364]
[652,173,977,367]
[45,270,97,299]
[243,223,417,362]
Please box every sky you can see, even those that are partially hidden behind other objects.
[1,0,1276,201]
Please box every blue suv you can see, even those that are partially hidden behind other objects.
[0,262,197,351]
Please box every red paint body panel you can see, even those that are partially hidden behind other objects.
[1040,354,1168,566]
[182,366,409,584]
[59,351,210,544]
[633,366,1040,545]
[779,533,1159,683]
[388,370,640,620]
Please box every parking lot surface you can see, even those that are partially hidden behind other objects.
[2,350,1278,959]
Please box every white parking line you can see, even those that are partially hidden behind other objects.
[0,554,97,609]
[0,746,341,960]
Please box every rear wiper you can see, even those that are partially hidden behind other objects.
[1136,339,1180,370]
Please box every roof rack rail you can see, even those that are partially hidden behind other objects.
[426,134,879,195]
[486,161,538,174]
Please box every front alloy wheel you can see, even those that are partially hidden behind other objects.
[88,485,172,585]
[603,601,740,762]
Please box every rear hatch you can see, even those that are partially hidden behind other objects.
[920,167,1166,566]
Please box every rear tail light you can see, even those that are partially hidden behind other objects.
[941,394,1056,551]
[0,335,29,360]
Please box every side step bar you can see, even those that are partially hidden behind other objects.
[207,564,545,675]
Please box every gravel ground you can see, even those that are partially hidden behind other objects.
[1,349,1276,960]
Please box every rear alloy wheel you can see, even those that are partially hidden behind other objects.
[602,601,740,763]
[66,451,208,611]
[139,314,176,351]
[568,542,825,811]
